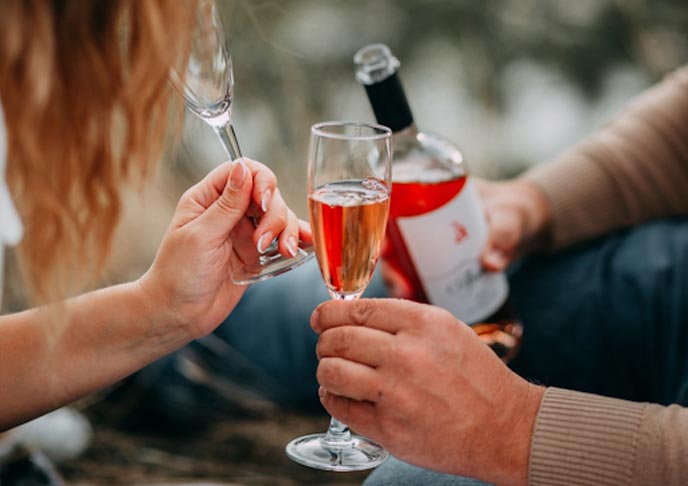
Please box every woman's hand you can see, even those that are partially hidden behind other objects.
[312,298,544,486]
[477,178,551,272]
[138,158,309,339]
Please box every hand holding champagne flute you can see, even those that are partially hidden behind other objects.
[285,122,392,471]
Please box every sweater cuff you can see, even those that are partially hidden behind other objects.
[529,387,646,486]
[521,152,619,250]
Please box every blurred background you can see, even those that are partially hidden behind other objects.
[110,0,688,285]
[5,0,685,483]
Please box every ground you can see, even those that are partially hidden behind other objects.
[58,403,372,485]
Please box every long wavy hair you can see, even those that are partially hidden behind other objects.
[0,0,195,303]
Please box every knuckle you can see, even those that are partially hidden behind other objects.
[351,300,376,327]
[255,162,276,182]
[217,190,245,215]
[435,307,456,324]
[317,360,344,388]
[411,304,450,331]
[315,338,325,358]
[392,341,416,364]
[331,328,353,356]
[178,187,196,209]
[265,171,277,186]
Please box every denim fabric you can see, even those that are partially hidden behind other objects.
[209,261,388,409]
[364,457,491,486]
[509,218,688,405]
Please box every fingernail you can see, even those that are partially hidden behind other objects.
[486,251,506,269]
[310,306,320,332]
[257,232,273,254]
[261,190,272,212]
[229,159,247,191]
[287,236,298,257]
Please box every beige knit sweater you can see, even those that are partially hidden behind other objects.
[522,66,688,485]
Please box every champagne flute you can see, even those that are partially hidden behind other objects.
[286,121,392,471]
[171,0,313,284]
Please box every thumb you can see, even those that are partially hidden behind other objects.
[195,159,252,240]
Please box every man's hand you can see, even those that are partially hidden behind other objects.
[477,178,551,272]
[312,298,544,486]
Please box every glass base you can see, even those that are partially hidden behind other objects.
[231,243,314,285]
[286,433,388,472]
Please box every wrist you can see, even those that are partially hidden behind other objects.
[132,274,194,349]
[500,382,545,486]
[511,179,551,253]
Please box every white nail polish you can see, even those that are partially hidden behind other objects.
[287,237,298,257]
[257,233,272,254]
[261,190,271,212]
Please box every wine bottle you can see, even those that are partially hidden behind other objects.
[354,43,522,360]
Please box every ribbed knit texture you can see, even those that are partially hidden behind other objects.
[523,65,688,250]
[529,388,646,486]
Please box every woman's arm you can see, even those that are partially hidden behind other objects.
[0,282,183,429]
[0,158,305,430]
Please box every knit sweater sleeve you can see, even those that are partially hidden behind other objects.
[522,65,688,249]
[529,387,688,486]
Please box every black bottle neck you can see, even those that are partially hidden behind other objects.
[363,72,414,133]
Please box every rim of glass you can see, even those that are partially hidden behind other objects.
[311,121,392,141]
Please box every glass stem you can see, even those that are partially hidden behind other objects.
[214,120,243,161]
[319,290,363,450]
[320,417,353,449]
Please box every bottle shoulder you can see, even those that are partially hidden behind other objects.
[392,129,468,182]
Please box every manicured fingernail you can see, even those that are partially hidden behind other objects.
[261,190,272,212]
[287,236,298,257]
[257,232,273,254]
[229,159,247,191]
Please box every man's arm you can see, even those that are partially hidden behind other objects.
[522,65,688,249]
[530,388,688,486]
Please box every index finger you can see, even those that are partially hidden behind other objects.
[311,298,434,335]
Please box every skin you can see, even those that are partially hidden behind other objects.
[0,158,309,431]
[381,178,551,299]
[312,178,552,485]
[478,178,551,272]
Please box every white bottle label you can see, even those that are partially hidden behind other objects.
[395,178,509,324]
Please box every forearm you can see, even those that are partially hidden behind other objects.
[0,281,188,430]
[522,65,688,249]
[529,388,688,486]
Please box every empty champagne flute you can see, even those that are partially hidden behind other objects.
[285,121,392,471]
[171,0,313,284]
